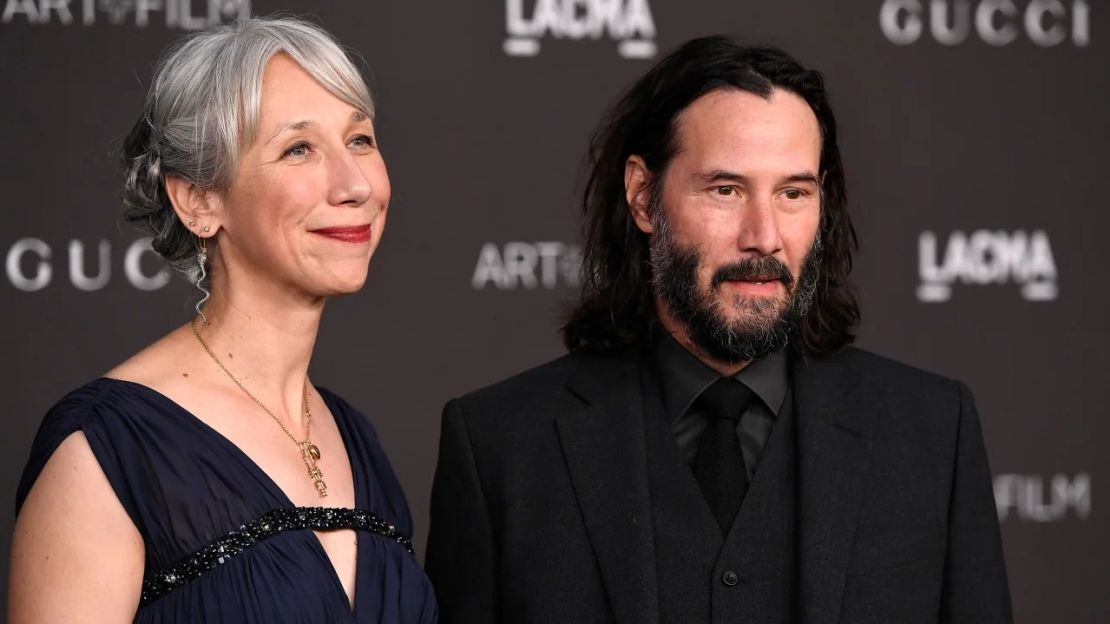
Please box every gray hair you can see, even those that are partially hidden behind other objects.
[121,16,374,278]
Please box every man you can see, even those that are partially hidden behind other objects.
[426,37,1011,623]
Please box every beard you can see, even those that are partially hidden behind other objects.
[648,190,822,363]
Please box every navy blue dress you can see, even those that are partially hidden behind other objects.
[15,378,438,623]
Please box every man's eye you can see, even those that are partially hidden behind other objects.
[715,186,736,196]
[283,142,311,158]
[784,188,805,200]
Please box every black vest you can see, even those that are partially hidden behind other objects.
[643,373,798,624]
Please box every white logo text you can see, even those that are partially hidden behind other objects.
[472,241,581,290]
[2,0,251,29]
[504,0,657,59]
[5,237,171,292]
[880,0,1089,47]
[994,473,1091,522]
[917,229,1057,302]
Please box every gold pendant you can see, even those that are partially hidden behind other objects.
[305,442,321,462]
[301,442,328,498]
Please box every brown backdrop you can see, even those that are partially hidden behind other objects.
[1,1,1105,620]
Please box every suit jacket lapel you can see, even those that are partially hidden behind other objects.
[557,353,660,624]
[793,351,876,624]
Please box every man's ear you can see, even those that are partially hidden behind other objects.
[625,155,654,234]
[165,175,223,238]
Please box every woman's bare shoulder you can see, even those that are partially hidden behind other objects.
[105,323,196,390]
[9,431,144,621]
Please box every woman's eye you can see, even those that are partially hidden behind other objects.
[349,135,375,149]
[283,142,311,158]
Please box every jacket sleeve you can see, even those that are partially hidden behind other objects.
[425,398,499,623]
[940,382,1014,623]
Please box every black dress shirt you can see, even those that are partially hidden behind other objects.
[649,332,789,480]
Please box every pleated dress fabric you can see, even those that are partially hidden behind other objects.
[15,378,438,624]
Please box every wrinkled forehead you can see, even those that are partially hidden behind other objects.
[238,51,373,148]
[672,88,822,173]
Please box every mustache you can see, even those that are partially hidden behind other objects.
[711,256,794,289]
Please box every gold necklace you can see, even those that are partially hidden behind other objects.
[190,317,328,498]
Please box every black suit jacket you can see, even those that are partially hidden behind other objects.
[425,347,1012,623]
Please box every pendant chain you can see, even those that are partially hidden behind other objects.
[190,317,328,497]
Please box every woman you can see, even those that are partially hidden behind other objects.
[9,17,437,623]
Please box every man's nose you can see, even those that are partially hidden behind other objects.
[735,195,783,256]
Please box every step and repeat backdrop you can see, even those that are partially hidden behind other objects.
[1,0,1105,620]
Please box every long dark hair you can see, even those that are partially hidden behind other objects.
[562,36,859,357]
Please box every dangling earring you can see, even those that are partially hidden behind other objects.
[195,237,211,324]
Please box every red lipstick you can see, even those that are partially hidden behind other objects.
[310,225,372,244]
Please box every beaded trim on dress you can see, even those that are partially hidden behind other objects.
[140,507,414,605]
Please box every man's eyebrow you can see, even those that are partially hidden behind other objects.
[783,172,821,186]
[699,169,750,184]
[698,169,820,185]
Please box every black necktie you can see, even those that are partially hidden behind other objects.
[692,378,756,532]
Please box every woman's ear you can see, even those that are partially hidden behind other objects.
[625,155,654,234]
[165,175,223,238]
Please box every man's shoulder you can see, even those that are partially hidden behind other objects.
[448,350,634,419]
[457,350,620,401]
[449,345,969,426]
[459,352,575,398]
[456,345,965,399]
[816,346,968,412]
[831,346,957,387]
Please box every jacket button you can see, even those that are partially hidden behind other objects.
[721,571,739,587]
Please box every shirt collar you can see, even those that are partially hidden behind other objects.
[650,331,789,425]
